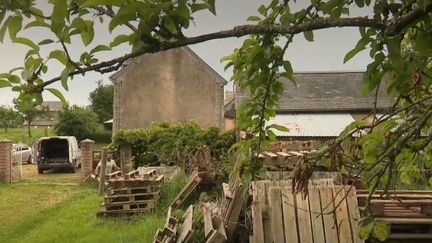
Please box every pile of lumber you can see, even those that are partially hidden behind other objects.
[97,168,164,216]
[357,189,432,239]
[259,151,313,171]
[153,206,194,243]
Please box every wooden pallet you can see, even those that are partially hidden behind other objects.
[100,200,155,211]
[153,207,178,243]
[250,180,364,243]
[170,170,202,210]
[357,190,432,239]
[204,208,227,243]
[176,205,194,243]
[98,169,163,217]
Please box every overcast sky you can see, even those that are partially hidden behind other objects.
[0,0,372,106]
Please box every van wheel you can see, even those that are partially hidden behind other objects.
[70,165,76,173]
[38,168,43,174]
[28,156,32,164]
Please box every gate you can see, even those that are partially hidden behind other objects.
[10,143,23,182]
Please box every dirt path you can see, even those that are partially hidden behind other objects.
[21,164,83,184]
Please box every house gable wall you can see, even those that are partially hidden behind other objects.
[113,47,223,131]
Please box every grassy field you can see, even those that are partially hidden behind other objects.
[0,127,54,145]
[0,164,186,243]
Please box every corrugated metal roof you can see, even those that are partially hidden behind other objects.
[267,113,355,137]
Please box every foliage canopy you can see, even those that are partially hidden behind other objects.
[1,1,432,239]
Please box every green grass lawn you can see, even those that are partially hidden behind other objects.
[0,127,54,145]
[0,165,186,243]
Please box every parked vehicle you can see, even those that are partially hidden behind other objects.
[12,144,33,164]
[36,136,81,174]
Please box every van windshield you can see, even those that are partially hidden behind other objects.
[40,138,69,159]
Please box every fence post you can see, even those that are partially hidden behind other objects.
[120,144,132,174]
[80,139,95,178]
[98,148,108,195]
[0,139,12,183]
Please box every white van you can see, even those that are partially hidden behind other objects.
[36,136,81,174]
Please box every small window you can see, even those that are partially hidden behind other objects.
[21,146,29,151]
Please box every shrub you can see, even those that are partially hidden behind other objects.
[110,122,235,170]
[54,106,99,141]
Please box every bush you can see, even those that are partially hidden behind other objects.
[110,122,235,170]
[54,106,100,141]
[89,128,112,143]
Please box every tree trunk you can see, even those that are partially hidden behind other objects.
[28,121,32,138]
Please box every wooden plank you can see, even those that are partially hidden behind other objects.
[258,181,272,243]
[345,187,364,243]
[224,181,249,240]
[320,187,339,243]
[268,187,285,243]
[251,182,264,243]
[281,187,298,243]
[296,192,313,243]
[332,187,353,243]
[276,152,291,157]
[263,151,278,158]
[287,151,303,156]
[308,188,325,243]
[204,208,214,238]
[176,205,194,243]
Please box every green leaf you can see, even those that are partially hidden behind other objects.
[359,220,374,240]
[90,44,111,54]
[46,88,67,104]
[12,37,40,51]
[163,17,177,34]
[110,34,131,48]
[258,5,267,16]
[25,20,50,29]
[0,79,11,88]
[39,39,54,45]
[81,0,124,7]
[190,3,208,13]
[415,32,432,54]
[373,221,389,241]
[344,46,366,63]
[303,31,314,42]
[8,15,23,39]
[49,50,68,65]
[109,6,136,32]
[50,0,68,35]
[268,124,289,132]
[207,0,216,15]
[247,16,261,21]
[0,16,10,42]
[60,68,69,90]
[81,21,94,46]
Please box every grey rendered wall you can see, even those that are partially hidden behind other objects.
[115,48,223,130]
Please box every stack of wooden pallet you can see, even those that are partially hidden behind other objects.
[357,189,432,240]
[97,168,164,216]
[153,206,194,243]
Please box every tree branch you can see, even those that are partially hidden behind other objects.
[36,17,384,90]
[35,1,432,90]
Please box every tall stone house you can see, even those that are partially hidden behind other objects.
[228,72,394,150]
[110,47,226,132]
